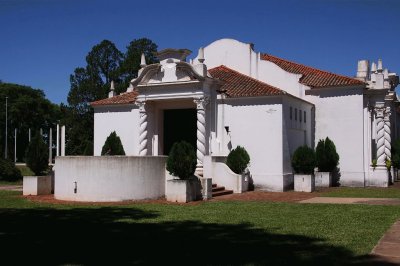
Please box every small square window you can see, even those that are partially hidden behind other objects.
[304,111,306,123]
[290,107,292,120]
[295,108,297,121]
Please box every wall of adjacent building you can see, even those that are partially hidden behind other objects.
[217,96,286,191]
[305,87,366,186]
[93,105,139,156]
[281,95,314,189]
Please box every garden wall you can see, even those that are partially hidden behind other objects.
[54,156,167,202]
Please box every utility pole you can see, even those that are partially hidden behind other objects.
[14,128,17,163]
[5,97,8,159]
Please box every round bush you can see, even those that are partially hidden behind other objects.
[291,145,316,174]
[101,131,125,155]
[166,141,196,180]
[0,158,22,181]
[226,146,250,174]
[315,137,339,172]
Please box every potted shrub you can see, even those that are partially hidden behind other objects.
[226,146,252,191]
[101,131,125,155]
[165,141,200,203]
[292,145,316,192]
[315,137,339,187]
[23,133,52,196]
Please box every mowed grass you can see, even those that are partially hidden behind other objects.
[320,186,400,198]
[0,191,399,265]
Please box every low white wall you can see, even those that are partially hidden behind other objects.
[55,156,166,202]
[203,156,248,193]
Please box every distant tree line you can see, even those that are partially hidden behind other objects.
[0,37,158,159]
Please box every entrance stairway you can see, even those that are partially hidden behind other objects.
[212,183,233,197]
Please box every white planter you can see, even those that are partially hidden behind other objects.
[23,176,52,196]
[294,174,315,192]
[367,166,389,187]
[315,172,332,187]
[166,178,202,203]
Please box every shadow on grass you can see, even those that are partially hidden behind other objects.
[0,207,395,265]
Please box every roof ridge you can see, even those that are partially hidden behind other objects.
[261,53,365,88]
[210,65,285,93]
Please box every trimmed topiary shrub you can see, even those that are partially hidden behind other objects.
[166,141,196,180]
[315,137,339,172]
[25,133,49,176]
[0,158,22,181]
[291,145,316,174]
[226,146,250,174]
[101,131,125,155]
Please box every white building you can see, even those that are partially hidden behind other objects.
[91,38,399,191]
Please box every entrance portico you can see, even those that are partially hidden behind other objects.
[131,48,220,174]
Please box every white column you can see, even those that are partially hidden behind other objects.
[61,125,65,156]
[49,128,52,164]
[375,106,386,165]
[56,124,60,157]
[375,105,392,165]
[384,106,391,161]
[28,128,31,142]
[136,101,148,156]
[194,97,209,173]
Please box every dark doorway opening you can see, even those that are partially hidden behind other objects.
[163,109,197,155]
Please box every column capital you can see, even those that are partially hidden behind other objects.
[194,97,210,110]
[374,105,386,118]
[135,101,146,112]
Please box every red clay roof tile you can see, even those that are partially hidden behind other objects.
[91,91,138,106]
[261,53,365,88]
[208,65,284,97]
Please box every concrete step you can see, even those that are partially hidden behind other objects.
[212,189,234,197]
[212,186,226,192]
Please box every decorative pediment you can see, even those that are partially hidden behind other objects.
[131,60,205,87]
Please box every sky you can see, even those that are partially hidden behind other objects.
[0,0,399,104]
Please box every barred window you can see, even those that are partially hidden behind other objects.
[304,111,306,123]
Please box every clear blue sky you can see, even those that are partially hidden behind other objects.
[0,0,399,104]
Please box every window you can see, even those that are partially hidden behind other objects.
[295,108,297,121]
[290,107,292,120]
[304,111,306,123]
[299,109,302,122]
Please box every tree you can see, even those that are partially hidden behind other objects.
[226,146,250,174]
[0,82,60,161]
[85,40,123,84]
[119,38,158,93]
[291,146,316,174]
[166,141,196,180]
[101,131,125,155]
[315,137,339,172]
[25,133,48,175]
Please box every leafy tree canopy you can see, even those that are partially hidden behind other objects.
[0,82,60,161]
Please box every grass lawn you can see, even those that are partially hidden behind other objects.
[319,186,400,198]
[0,191,399,265]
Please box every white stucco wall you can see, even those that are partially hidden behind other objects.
[305,87,365,186]
[93,105,139,156]
[218,97,286,191]
[55,156,166,202]
[281,95,314,188]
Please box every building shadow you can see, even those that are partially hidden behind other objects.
[0,207,395,265]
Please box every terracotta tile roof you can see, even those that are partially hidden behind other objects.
[91,91,138,106]
[261,53,365,88]
[209,65,284,98]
